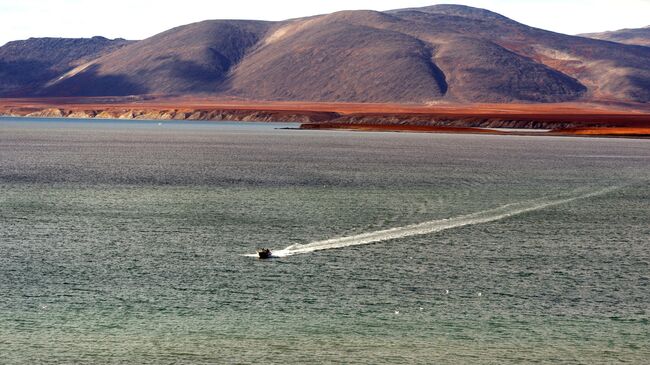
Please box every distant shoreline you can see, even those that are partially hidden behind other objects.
[1,97,649,139]
[298,123,650,139]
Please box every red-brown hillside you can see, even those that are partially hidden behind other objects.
[1,5,649,104]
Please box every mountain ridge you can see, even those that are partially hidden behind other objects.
[580,26,650,47]
[1,4,649,104]
[0,36,132,96]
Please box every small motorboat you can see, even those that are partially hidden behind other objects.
[257,248,272,259]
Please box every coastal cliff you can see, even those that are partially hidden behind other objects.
[1,107,338,123]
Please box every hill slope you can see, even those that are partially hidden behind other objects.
[1,5,649,104]
[0,37,132,96]
[41,20,271,97]
[581,26,650,47]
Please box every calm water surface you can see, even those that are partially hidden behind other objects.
[0,118,648,363]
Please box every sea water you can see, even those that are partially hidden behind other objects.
[0,118,648,363]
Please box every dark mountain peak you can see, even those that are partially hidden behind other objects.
[1,37,132,62]
[0,36,132,69]
[151,19,271,41]
[316,9,400,24]
[0,37,132,66]
[8,36,129,46]
[390,4,511,22]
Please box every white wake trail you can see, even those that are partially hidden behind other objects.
[253,187,618,258]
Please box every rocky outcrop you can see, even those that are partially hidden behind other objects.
[25,108,66,118]
[67,110,97,118]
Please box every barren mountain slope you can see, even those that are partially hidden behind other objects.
[0,37,132,96]
[581,26,650,47]
[386,6,650,103]
[41,20,271,96]
[1,5,648,104]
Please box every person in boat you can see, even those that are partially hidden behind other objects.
[257,248,272,259]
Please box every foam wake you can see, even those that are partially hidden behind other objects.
[251,187,618,258]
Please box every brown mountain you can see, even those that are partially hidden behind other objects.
[40,21,271,97]
[0,37,132,96]
[1,5,649,103]
[581,26,650,47]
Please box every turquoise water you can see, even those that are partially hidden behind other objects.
[1,118,648,363]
